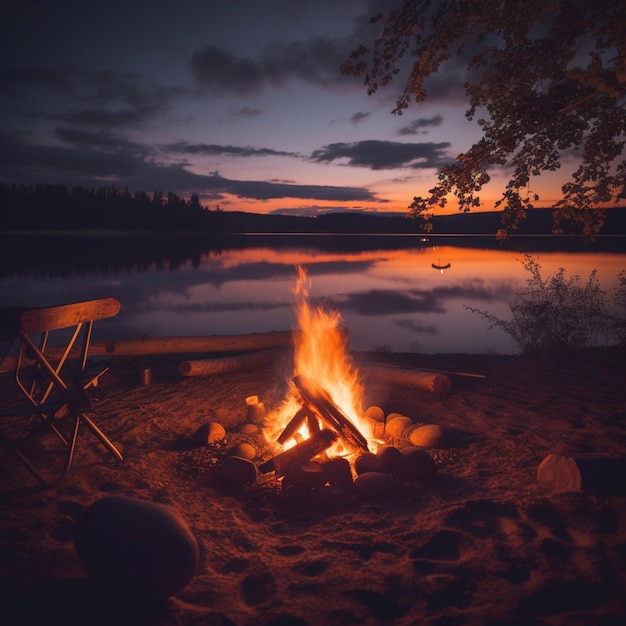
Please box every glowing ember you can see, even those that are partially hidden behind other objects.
[263,266,377,459]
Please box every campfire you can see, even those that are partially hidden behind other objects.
[260,267,378,482]
[189,265,454,497]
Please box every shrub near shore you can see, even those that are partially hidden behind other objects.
[466,255,626,358]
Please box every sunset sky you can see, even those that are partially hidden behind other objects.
[1,0,575,217]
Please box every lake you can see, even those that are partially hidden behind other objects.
[1,232,624,355]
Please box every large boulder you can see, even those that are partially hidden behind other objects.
[74,495,199,599]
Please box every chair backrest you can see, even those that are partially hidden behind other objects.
[5,298,121,335]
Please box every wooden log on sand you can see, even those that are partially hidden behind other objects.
[98,331,297,356]
[537,453,626,495]
[360,364,452,396]
[0,331,298,372]
[179,349,282,377]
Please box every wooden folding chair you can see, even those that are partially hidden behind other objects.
[0,298,124,485]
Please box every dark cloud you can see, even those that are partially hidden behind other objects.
[397,115,443,136]
[189,30,370,96]
[0,132,377,202]
[3,66,181,129]
[350,112,370,125]
[147,258,377,297]
[328,282,514,317]
[164,142,299,158]
[395,319,439,336]
[55,127,145,150]
[231,107,262,117]
[269,205,395,217]
[328,289,445,315]
[225,178,375,201]
[309,139,451,170]
[189,46,265,97]
[45,104,165,128]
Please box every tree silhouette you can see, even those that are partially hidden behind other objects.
[342,0,626,237]
[0,183,219,231]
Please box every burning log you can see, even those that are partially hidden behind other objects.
[179,349,280,377]
[360,364,452,396]
[259,429,337,477]
[293,375,369,453]
[277,407,310,445]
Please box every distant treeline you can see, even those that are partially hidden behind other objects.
[2,182,625,237]
[0,183,228,231]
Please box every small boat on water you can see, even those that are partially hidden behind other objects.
[431,262,451,272]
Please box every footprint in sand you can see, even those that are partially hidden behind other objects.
[443,498,520,539]
[239,571,277,606]
[409,529,470,562]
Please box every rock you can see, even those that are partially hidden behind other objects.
[363,415,385,439]
[189,423,209,448]
[377,446,404,475]
[365,405,385,421]
[229,443,256,460]
[354,452,380,475]
[385,415,412,438]
[409,424,448,449]
[400,447,438,480]
[239,423,260,435]
[73,496,199,599]
[283,461,327,490]
[322,457,353,489]
[354,472,402,501]
[207,421,226,443]
[218,456,258,489]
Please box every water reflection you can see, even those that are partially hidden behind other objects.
[1,233,624,354]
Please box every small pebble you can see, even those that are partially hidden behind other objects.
[207,421,226,443]
[365,406,385,421]
[377,446,404,475]
[400,447,438,480]
[354,452,380,475]
[229,443,256,460]
[354,472,402,501]
[218,456,258,488]
[409,424,448,449]
[385,415,412,438]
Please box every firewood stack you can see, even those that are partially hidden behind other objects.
[259,374,369,479]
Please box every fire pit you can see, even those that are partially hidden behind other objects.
[251,267,440,497]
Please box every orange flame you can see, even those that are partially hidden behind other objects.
[264,266,376,457]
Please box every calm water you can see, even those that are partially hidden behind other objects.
[1,233,624,355]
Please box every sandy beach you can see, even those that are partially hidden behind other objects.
[1,348,625,625]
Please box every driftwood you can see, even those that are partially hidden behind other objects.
[95,331,298,356]
[293,375,369,452]
[360,364,452,396]
[0,331,297,373]
[259,429,337,476]
[178,349,281,377]
[537,453,626,495]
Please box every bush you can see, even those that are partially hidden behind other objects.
[465,255,625,358]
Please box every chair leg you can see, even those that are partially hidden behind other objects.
[61,411,124,476]
[79,412,124,462]
[63,414,82,476]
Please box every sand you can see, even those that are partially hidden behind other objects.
[1,349,625,625]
